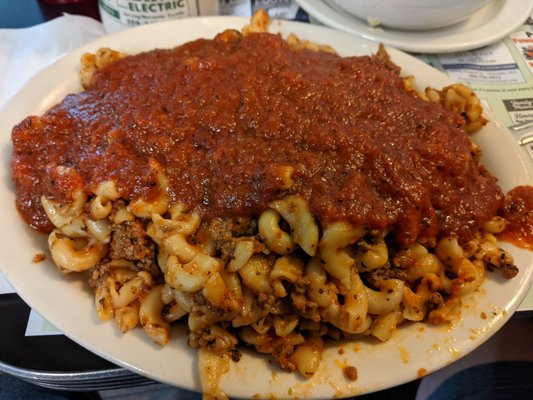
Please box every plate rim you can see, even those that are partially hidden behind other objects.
[1,16,532,398]
[296,0,533,53]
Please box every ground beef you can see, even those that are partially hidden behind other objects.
[343,365,358,381]
[362,267,408,290]
[490,262,519,279]
[193,217,261,262]
[110,220,154,269]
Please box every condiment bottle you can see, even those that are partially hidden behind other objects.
[98,0,221,33]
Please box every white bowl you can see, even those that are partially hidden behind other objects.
[328,0,493,30]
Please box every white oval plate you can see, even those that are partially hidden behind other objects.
[0,17,532,399]
[296,0,533,54]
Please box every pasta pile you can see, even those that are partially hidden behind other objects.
[13,10,520,400]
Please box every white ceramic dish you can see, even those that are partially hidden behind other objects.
[327,0,492,31]
[296,0,533,53]
[0,17,532,399]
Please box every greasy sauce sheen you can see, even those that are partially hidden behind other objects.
[498,186,533,250]
[11,32,503,246]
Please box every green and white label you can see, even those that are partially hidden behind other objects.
[99,0,219,32]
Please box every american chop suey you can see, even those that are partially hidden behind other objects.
[10,11,531,399]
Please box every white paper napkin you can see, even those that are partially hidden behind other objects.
[0,13,106,109]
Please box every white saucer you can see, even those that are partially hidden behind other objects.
[296,0,533,54]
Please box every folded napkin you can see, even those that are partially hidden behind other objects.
[0,13,106,109]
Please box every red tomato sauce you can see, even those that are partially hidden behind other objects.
[498,186,533,250]
[11,31,504,247]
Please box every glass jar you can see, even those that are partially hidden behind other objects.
[98,0,221,33]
